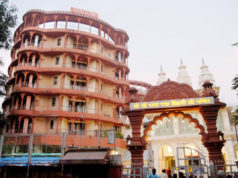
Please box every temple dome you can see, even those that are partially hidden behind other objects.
[143,80,199,101]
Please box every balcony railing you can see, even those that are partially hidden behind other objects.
[10,104,34,111]
[18,62,39,68]
[14,83,37,89]
[1,130,126,156]
[9,104,126,122]
[19,43,126,65]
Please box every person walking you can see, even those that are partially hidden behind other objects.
[148,168,159,178]
[159,169,168,178]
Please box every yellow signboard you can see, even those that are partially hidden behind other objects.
[130,97,214,110]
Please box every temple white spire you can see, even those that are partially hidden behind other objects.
[156,65,167,85]
[176,59,192,86]
[199,58,215,88]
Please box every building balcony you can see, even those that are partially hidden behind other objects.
[2,131,127,151]
[13,64,128,87]
[8,106,126,125]
[17,45,128,70]
[20,26,128,51]
[11,83,125,105]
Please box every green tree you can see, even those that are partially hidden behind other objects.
[0,70,8,97]
[0,0,17,132]
[0,0,17,96]
[0,0,17,49]
[232,75,238,91]
[232,75,238,123]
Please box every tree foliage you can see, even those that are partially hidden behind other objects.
[232,75,238,123]
[0,71,8,96]
[232,75,238,91]
[0,0,17,49]
[232,108,238,124]
[0,0,17,132]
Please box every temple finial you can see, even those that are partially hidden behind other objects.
[156,65,167,85]
[177,59,192,86]
[199,59,215,88]
[180,58,183,65]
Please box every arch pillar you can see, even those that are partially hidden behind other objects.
[23,118,29,133]
[20,94,24,109]
[200,104,225,165]
[98,25,102,37]
[29,32,34,46]
[36,73,40,88]
[12,119,16,134]
[32,54,36,66]
[57,117,62,133]
[18,116,22,133]
[15,97,19,110]
[126,110,146,174]
[32,14,36,26]
[65,17,68,29]
[72,96,76,112]
[60,74,65,89]
[21,34,25,47]
[29,74,33,87]
[151,142,159,172]
[85,97,89,113]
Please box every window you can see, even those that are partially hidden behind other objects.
[74,121,85,135]
[57,38,61,46]
[115,70,119,80]
[101,83,103,92]
[56,56,59,65]
[68,123,72,134]
[70,80,74,89]
[69,101,73,111]
[116,108,120,118]
[52,97,56,107]
[50,120,54,129]
[101,65,103,72]
[114,126,120,134]
[53,76,57,85]
[72,61,75,68]
[116,88,119,98]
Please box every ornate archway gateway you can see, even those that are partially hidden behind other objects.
[123,80,226,174]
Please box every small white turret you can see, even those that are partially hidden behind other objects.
[156,65,167,85]
[199,58,215,88]
[176,59,192,86]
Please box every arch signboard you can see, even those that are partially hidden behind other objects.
[130,97,214,110]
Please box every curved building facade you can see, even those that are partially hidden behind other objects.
[2,9,130,149]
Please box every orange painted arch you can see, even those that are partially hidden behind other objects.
[143,111,206,143]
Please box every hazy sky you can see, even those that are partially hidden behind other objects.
[1,0,238,105]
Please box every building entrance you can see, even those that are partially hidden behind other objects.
[159,145,175,172]
[123,80,226,176]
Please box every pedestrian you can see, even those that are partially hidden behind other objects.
[167,169,172,178]
[148,168,159,178]
[159,169,168,178]
[179,172,185,178]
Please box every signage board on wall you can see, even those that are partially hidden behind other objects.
[130,97,214,110]
[108,131,115,144]
[70,7,99,19]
